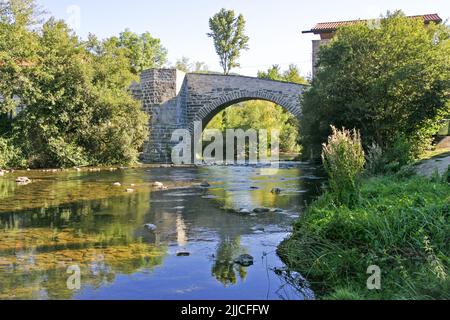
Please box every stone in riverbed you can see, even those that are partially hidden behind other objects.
[125,188,134,193]
[270,208,284,213]
[238,208,251,215]
[0,170,5,177]
[113,182,121,187]
[253,208,270,214]
[200,181,211,188]
[176,251,190,257]
[152,181,165,189]
[16,177,31,185]
[234,254,254,267]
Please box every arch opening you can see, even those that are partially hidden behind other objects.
[201,98,302,159]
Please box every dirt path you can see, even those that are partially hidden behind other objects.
[416,154,450,177]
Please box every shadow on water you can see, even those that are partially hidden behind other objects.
[0,162,325,300]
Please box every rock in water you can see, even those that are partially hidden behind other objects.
[0,170,5,177]
[125,188,134,193]
[253,208,270,214]
[270,208,284,213]
[152,181,164,188]
[16,177,31,185]
[113,182,121,187]
[176,251,190,257]
[200,181,211,188]
[234,254,254,267]
[144,224,157,231]
[238,208,251,215]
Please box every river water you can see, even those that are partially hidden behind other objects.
[0,162,324,300]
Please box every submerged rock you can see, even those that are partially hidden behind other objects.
[270,208,284,213]
[234,254,254,267]
[253,208,270,214]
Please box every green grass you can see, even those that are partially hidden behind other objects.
[278,175,450,300]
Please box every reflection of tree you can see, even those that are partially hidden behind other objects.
[0,227,166,300]
[0,189,167,300]
[211,236,248,286]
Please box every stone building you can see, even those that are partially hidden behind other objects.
[302,13,443,77]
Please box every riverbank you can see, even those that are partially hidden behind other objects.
[278,173,450,300]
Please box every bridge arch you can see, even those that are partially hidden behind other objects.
[138,69,306,163]
[194,90,302,131]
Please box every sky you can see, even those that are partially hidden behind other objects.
[37,0,450,78]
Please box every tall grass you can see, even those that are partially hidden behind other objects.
[322,126,365,206]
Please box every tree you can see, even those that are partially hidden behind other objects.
[207,8,249,75]
[301,11,450,159]
[105,29,168,75]
[0,0,149,168]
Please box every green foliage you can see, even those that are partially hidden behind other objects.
[258,64,309,85]
[97,29,168,75]
[322,127,366,206]
[0,0,149,168]
[301,11,450,160]
[279,175,450,300]
[207,8,249,75]
[0,137,25,168]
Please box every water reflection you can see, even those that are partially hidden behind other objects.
[0,163,324,300]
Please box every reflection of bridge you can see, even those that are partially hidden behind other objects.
[134,69,307,163]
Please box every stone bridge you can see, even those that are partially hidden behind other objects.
[135,69,306,163]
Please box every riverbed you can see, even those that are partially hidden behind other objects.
[0,162,324,300]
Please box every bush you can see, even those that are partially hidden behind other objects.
[322,126,366,206]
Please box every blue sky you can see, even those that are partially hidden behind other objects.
[37,0,449,77]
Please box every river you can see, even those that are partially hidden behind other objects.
[0,162,324,300]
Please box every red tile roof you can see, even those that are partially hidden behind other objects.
[303,14,442,34]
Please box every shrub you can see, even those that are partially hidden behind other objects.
[383,135,416,172]
[322,126,366,206]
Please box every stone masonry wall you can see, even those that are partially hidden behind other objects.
[140,69,187,163]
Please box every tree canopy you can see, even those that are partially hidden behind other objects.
[0,0,152,168]
[207,8,249,75]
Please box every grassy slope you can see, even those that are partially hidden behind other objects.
[278,175,450,300]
